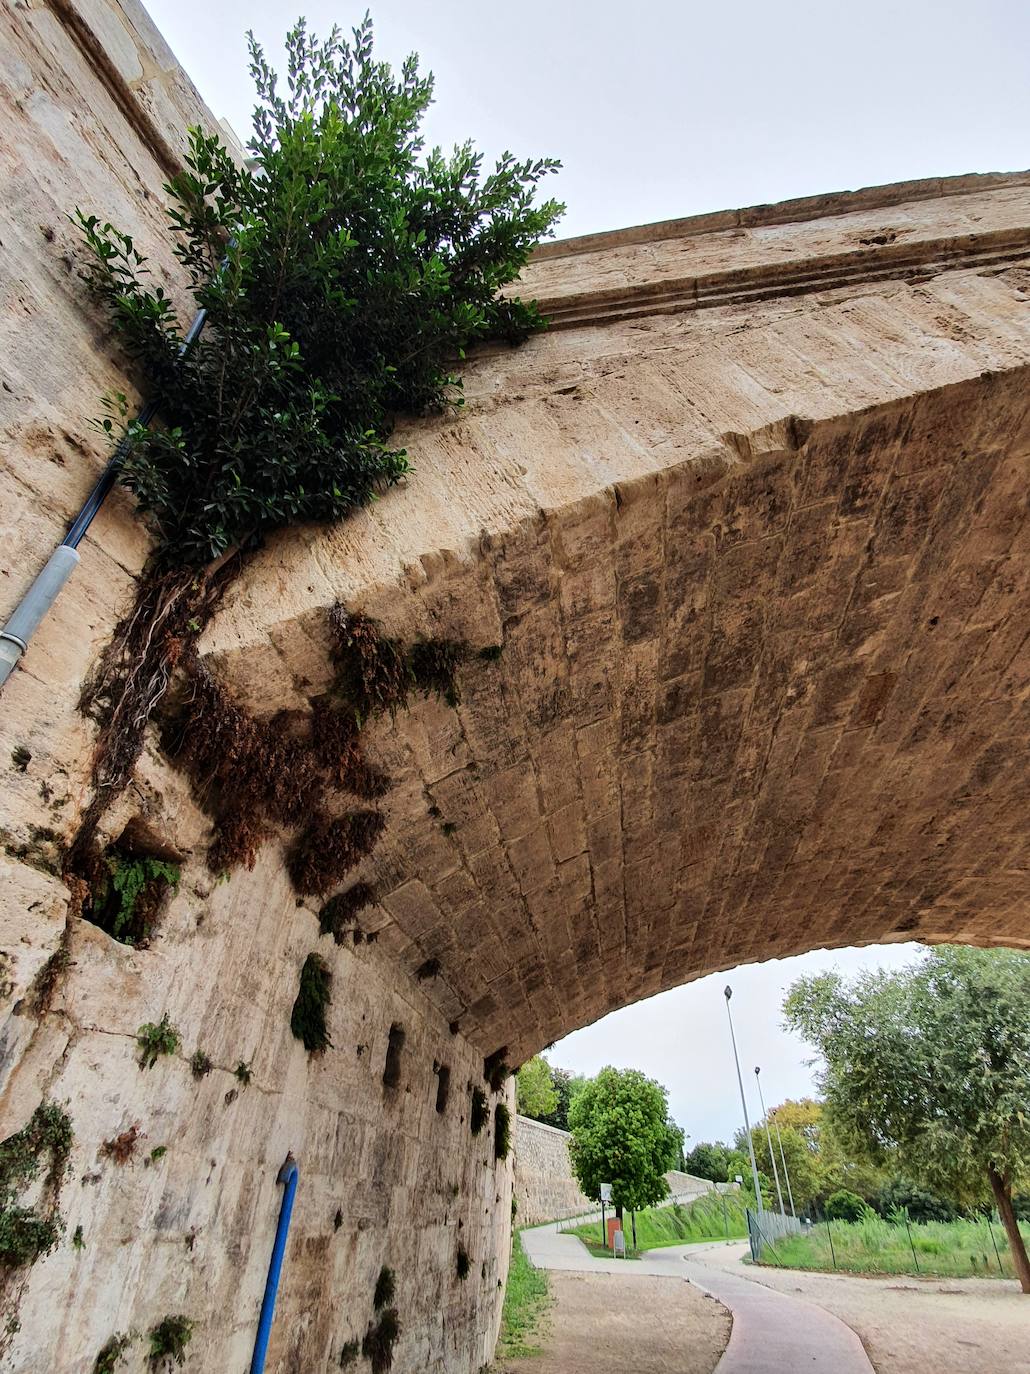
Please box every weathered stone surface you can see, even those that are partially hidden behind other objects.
[513,1115,593,1225]
[512,1115,716,1226]
[1,3,1029,1370]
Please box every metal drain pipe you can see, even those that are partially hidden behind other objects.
[250,1153,299,1374]
[0,305,209,692]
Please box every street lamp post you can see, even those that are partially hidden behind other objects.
[723,987,764,1218]
[773,1119,797,1219]
[754,1067,785,1217]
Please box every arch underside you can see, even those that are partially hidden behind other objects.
[203,189,1030,1067]
[207,367,1030,1067]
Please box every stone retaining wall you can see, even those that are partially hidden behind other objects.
[513,1115,593,1225]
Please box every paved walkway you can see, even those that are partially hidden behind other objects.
[681,1243,873,1374]
[520,1226,874,1374]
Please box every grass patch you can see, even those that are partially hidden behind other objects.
[578,1240,642,1260]
[762,1213,1030,1279]
[569,1191,748,1254]
[497,1232,550,1359]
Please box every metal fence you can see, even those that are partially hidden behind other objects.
[746,1207,803,1261]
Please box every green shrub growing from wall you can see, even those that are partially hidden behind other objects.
[291,953,333,1053]
[76,16,562,567]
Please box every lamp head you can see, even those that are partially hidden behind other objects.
[723,986,732,1001]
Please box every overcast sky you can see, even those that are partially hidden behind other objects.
[148,0,1029,239]
[143,0,1019,1139]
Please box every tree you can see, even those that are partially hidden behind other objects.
[665,1119,688,1172]
[824,1189,870,1223]
[741,1122,822,1213]
[515,1057,558,1120]
[876,1178,957,1223]
[77,17,563,567]
[538,1067,587,1132]
[71,15,564,840]
[785,946,1030,1292]
[684,1141,733,1184]
[567,1067,673,1218]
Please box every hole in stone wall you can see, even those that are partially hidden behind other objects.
[383,1024,405,1089]
[79,820,182,948]
[435,1065,450,1114]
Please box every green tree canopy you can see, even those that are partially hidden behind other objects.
[536,1067,587,1132]
[567,1067,673,1217]
[515,1057,558,1121]
[741,1122,822,1214]
[684,1141,732,1184]
[785,945,1030,1291]
[77,16,562,565]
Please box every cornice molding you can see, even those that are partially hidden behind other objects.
[532,224,1030,330]
[533,171,1030,261]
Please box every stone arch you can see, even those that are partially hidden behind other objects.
[202,178,1030,1066]
[2,11,1029,1362]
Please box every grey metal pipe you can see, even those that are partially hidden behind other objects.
[0,249,227,695]
[0,546,81,688]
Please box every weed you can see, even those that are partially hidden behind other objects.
[147,1315,193,1368]
[416,958,440,981]
[0,1101,73,1266]
[288,811,385,896]
[470,1088,489,1137]
[440,822,457,837]
[101,1125,142,1165]
[137,1014,180,1069]
[409,639,468,707]
[374,1265,395,1310]
[319,882,375,944]
[11,746,31,772]
[291,954,332,1054]
[456,1244,471,1281]
[84,849,180,945]
[330,612,411,720]
[338,1340,360,1367]
[494,1104,511,1162]
[148,1146,167,1165]
[73,1224,85,1251]
[93,1333,133,1374]
[478,644,503,662]
[363,1308,400,1374]
[484,1048,510,1092]
[234,1062,252,1086]
[190,1050,212,1079]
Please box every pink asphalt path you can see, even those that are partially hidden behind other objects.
[681,1242,873,1374]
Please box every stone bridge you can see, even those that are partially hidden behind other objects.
[1,2,1029,1370]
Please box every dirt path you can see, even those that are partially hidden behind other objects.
[495,1270,730,1374]
[699,1244,1030,1374]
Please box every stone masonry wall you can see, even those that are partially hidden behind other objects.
[2,1,1030,1369]
[513,1115,592,1225]
[0,4,513,1371]
[513,1116,716,1226]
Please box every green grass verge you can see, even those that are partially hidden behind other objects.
[761,1214,1030,1280]
[569,1190,748,1254]
[497,1232,551,1359]
[577,1241,642,1260]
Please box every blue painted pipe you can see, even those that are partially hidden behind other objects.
[250,1153,299,1374]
